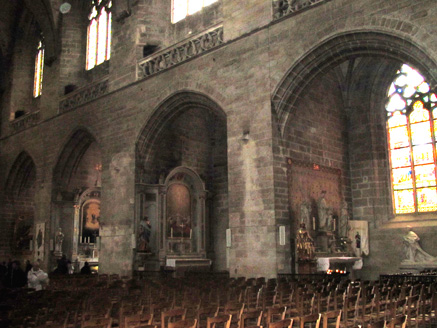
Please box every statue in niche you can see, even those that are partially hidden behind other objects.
[403,229,437,263]
[55,228,64,253]
[138,216,152,252]
[299,201,311,231]
[317,190,330,230]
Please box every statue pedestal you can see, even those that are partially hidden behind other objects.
[316,231,335,253]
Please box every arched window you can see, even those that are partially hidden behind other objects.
[33,40,44,98]
[86,0,112,70]
[172,0,218,23]
[386,64,437,214]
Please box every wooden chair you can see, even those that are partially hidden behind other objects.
[239,310,263,328]
[169,319,198,328]
[298,313,321,328]
[386,315,407,328]
[320,310,341,328]
[207,314,233,328]
[162,308,188,328]
[268,318,293,328]
[197,306,220,328]
[264,306,287,327]
[125,313,154,328]
[81,317,113,328]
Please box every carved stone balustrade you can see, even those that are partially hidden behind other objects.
[59,78,109,113]
[273,0,331,20]
[10,111,41,132]
[138,25,224,79]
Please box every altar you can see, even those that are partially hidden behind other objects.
[134,167,211,274]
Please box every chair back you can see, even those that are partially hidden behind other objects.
[169,319,198,328]
[268,318,293,328]
[207,314,233,328]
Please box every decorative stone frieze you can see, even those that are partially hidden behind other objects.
[273,0,330,20]
[10,111,40,132]
[59,78,109,113]
[137,26,224,79]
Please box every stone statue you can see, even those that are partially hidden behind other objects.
[339,201,349,237]
[317,190,329,230]
[299,201,311,231]
[403,229,436,263]
[55,228,64,253]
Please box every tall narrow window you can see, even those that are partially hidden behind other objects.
[172,0,218,23]
[86,0,112,70]
[33,40,44,98]
[386,64,437,214]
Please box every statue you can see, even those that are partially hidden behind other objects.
[317,190,329,230]
[55,228,64,253]
[299,201,311,231]
[296,223,315,260]
[138,216,152,252]
[403,229,436,263]
[339,201,349,237]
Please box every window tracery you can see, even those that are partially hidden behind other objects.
[86,0,112,70]
[172,0,218,23]
[386,64,437,214]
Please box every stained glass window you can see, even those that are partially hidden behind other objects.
[386,64,437,214]
[86,0,112,70]
[33,40,44,98]
[172,0,218,23]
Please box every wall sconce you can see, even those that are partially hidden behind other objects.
[242,131,250,142]
[59,1,72,14]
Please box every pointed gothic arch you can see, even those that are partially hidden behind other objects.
[272,31,437,137]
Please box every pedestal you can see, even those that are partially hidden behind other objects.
[399,261,437,274]
[298,260,317,274]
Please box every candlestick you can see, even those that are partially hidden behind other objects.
[312,217,316,230]
[190,229,192,239]
[171,228,173,238]
[333,219,336,232]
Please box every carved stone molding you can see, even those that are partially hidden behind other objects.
[10,111,41,132]
[273,0,331,20]
[59,78,109,113]
[137,25,224,79]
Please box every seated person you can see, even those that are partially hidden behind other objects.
[27,261,49,291]
[81,261,92,275]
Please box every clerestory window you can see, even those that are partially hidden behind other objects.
[33,40,44,98]
[172,0,218,23]
[386,64,437,214]
[86,0,112,70]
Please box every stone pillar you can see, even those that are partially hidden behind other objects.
[99,151,135,276]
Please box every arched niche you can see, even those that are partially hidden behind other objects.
[73,187,101,265]
[135,166,210,272]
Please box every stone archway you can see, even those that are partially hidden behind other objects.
[271,31,437,278]
[2,152,36,264]
[52,129,102,271]
[135,91,228,273]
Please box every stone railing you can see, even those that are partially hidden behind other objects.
[10,111,40,132]
[59,78,109,113]
[273,0,331,20]
[138,25,224,79]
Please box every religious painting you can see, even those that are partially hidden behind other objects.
[167,183,191,238]
[35,222,45,261]
[81,200,100,243]
[13,215,33,252]
[348,220,369,257]
[286,158,342,233]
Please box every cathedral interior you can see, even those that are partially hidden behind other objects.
[1,0,437,282]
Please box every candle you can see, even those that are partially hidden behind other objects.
[190,229,192,239]
[312,217,316,230]
[171,228,173,238]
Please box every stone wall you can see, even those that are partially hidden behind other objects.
[0,0,436,277]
